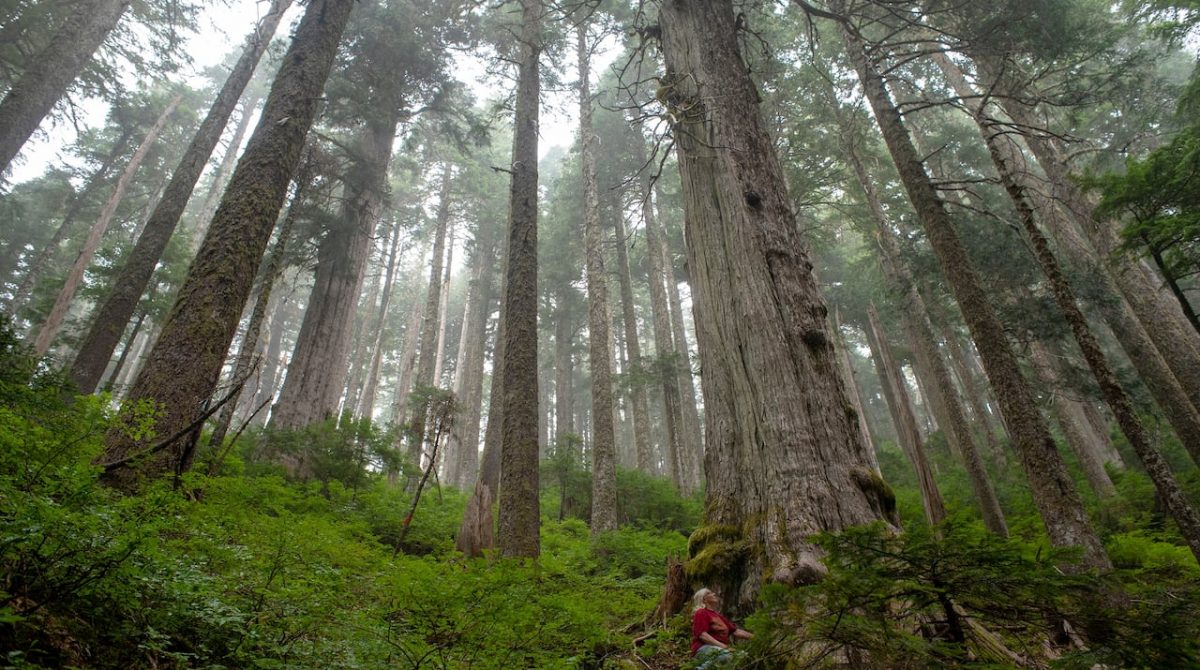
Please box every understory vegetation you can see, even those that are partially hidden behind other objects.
[2,323,1199,669]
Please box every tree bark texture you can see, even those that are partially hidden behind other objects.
[69,3,290,393]
[844,27,1109,569]
[497,0,542,558]
[271,118,395,431]
[659,0,897,607]
[577,24,618,534]
[98,0,356,491]
[0,0,132,174]
[32,94,182,357]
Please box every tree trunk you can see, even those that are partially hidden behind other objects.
[254,290,291,427]
[576,24,618,534]
[359,220,406,421]
[610,196,654,473]
[271,117,395,432]
[102,307,146,392]
[843,27,1108,569]
[451,231,496,489]
[7,126,133,314]
[0,0,132,174]
[639,145,685,477]
[31,93,182,357]
[497,0,542,558]
[834,308,880,474]
[68,0,291,394]
[659,0,896,608]
[98,0,356,491]
[553,292,575,445]
[408,166,453,465]
[433,222,456,387]
[865,304,947,527]
[660,197,704,493]
[343,237,386,416]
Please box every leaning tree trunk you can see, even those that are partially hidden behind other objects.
[576,23,618,535]
[98,0,356,491]
[271,116,396,432]
[865,303,947,527]
[31,94,182,357]
[659,0,897,609]
[842,26,1108,569]
[69,1,291,393]
[496,0,542,559]
[7,127,133,314]
[0,0,132,174]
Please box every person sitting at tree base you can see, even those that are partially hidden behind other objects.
[691,587,753,668]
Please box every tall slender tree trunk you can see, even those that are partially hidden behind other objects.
[553,294,575,445]
[102,307,146,392]
[451,230,496,489]
[575,23,617,534]
[659,0,895,607]
[271,117,396,432]
[834,308,880,474]
[68,0,291,393]
[342,242,385,416]
[639,146,684,477]
[843,26,1108,569]
[610,202,653,472]
[865,304,947,527]
[359,221,405,421]
[433,223,456,386]
[497,0,542,558]
[98,0,356,491]
[255,290,294,425]
[31,94,182,357]
[7,127,133,313]
[0,0,132,174]
[443,264,475,485]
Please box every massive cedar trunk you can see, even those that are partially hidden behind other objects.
[68,0,291,393]
[497,0,541,558]
[358,220,405,421]
[843,26,1108,569]
[408,167,453,464]
[98,0,356,491]
[0,0,132,174]
[8,127,133,313]
[577,23,618,534]
[31,94,182,357]
[271,117,395,431]
[659,0,896,608]
[841,129,1007,535]
[639,150,684,476]
[865,304,946,526]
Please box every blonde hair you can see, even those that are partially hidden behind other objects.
[693,587,716,612]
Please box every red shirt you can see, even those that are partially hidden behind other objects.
[691,607,737,655]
